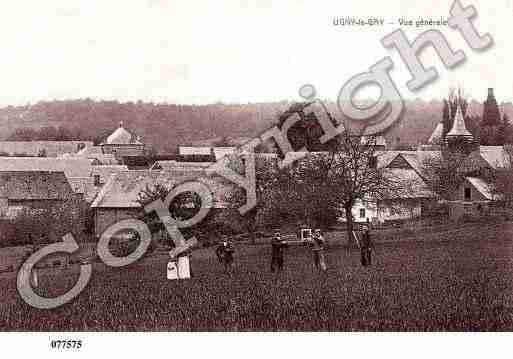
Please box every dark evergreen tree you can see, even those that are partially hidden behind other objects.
[482,88,501,127]
[498,113,512,145]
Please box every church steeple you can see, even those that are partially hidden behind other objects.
[446,98,473,139]
[444,95,477,155]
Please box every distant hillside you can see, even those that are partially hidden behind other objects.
[0,99,511,152]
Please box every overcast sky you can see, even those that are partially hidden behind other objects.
[0,0,511,106]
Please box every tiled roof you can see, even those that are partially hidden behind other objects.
[479,146,511,169]
[375,151,415,169]
[466,177,496,200]
[90,165,129,184]
[73,147,118,165]
[0,171,74,200]
[0,157,92,178]
[76,146,102,156]
[428,122,443,144]
[0,141,93,157]
[91,170,233,209]
[375,151,440,177]
[213,147,236,161]
[384,168,434,199]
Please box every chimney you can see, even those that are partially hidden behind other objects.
[488,88,494,98]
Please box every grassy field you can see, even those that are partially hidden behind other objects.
[1,222,513,331]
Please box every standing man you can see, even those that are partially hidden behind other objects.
[216,238,235,274]
[271,229,287,272]
[311,229,327,272]
[361,226,374,267]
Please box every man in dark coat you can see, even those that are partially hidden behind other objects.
[216,238,235,274]
[361,227,373,266]
[271,230,287,272]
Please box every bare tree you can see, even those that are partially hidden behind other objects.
[274,130,404,242]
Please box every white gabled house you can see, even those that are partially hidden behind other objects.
[340,151,436,224]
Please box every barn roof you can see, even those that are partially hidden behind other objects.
[0,157,92,178]
[91,170,233,209]
[90,165,129,185]
[0,141,93,157]
[0,171,74,200]
[384,168,434,199]
[465,177,496,201]
[428,122,444,144]
[479,146,511,169]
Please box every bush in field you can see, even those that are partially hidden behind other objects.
[0,197,89,248]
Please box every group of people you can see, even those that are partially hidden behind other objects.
[271,229,328,272]
[215,227,374,274]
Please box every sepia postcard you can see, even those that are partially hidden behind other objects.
[0,0,512,357]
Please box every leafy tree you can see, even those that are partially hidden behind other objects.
[422,151,467,200]
[223,154,282,240]
[136,182,229,246]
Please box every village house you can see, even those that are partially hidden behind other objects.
[0,171,89,243]
[344,151,436,224]
[448,146,511,218]
[68,145,119,165]
[0,171,76,218]
[90,169,233,237]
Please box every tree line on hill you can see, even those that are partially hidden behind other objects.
[1,97,511,153]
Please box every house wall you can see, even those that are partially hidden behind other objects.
[449,202,491,219]
[377,200,422,222]
[94,207,140,237]
[101,144,145,158]
[452,181,488,202]
[339,198,424,224]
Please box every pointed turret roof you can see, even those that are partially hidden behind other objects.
[446,100,473,139]
[428,122,443,144]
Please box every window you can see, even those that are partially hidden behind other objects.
[464,187,471,201]
[359,208,366,218]
[94,175,101,186]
